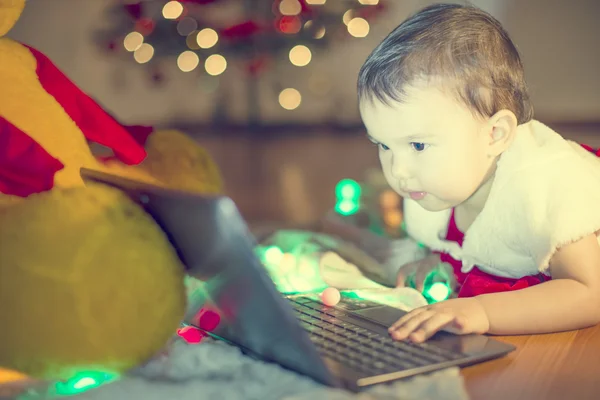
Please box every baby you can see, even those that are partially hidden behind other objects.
[357,4,600,343]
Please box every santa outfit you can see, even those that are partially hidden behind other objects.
[402,120,600,297]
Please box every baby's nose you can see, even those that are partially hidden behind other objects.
[390,157,411,181]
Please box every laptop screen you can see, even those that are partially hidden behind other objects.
[79,168,339,387]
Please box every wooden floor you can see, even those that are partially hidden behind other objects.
[463,323,600,399]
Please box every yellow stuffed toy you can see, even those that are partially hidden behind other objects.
[0,0,222,386]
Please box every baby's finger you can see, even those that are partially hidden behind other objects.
[389,309,434,340]
[408,313,456,343]
[388,306,428,331]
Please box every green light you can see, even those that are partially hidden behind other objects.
[340,290,362,299]
[424,282,451,303]
[406,268,453,304]
[264,246,284,264]
[335,179,362,215]
[335,179,361,200]
[73,377,97,390]
[334,199,360,216]
[53,371,118,396]
[334,179,361,216]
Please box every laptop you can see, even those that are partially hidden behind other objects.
[80,168,515,391]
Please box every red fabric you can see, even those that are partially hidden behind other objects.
[0,116,64,197]
[121,124,153,147]
[24,45,147,165]
[434,209,548,298]
[96,124,153,164]
[580,143,600,157]
[434,142,600,297]
[220,21,262,39]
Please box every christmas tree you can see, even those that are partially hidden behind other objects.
[95,0,387,125]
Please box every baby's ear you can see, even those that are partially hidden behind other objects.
[487,109,518,157]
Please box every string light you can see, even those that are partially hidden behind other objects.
[380,189,400,209]
[196,28,219,49]
[424,282,451,303]
[162,1,184,20]
[264,246,284,264]
[103,0,388,108]
[177,326,205,344]
[289,45,312,67]
[342,10,355,25]
[186,32,201,49]
[347,17,370,37]
[177,51,200,72]
[278,16,302,34]
[383,209,402,228]
[279,88,302,110]
[279,0,302,16]
[123,32,143,52]
[314,26,326,39]
[304,20,325,39]
[134,43,154,63]
[205,54,227,76]
[53,372,118,396]
[335,179,361,216]
[378,188,403,234]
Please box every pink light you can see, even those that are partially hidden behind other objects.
[177,326,206,344]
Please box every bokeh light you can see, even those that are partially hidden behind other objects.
[205,54,227,76]
[162,1,184,19]
[133,43,154,64]
[279,0,302,15]
[196,28,219,49]
[177,51,200,72]
[347,17,370,37]
[289,45,312,66]
[123,32,143,52]
[279,88,302,110]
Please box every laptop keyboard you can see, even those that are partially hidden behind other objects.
[287,296,464,376]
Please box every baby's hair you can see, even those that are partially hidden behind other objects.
[357,3,533,124]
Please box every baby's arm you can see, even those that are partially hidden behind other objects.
[479,233,600,335]
[389,233,600,342]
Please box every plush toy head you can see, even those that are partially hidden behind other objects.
[0,0,24,37]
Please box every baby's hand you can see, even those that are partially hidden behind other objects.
[388,297,490,342]
[396,253,455,292]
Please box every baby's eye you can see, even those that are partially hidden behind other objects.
[379,143,390,151]
[410,142,428,152]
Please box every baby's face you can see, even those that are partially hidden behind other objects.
[359,84,495,212]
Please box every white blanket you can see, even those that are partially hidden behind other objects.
[12,231,469,400]
[58,337,469,400]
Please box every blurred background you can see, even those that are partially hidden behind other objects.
[9,0,600,225]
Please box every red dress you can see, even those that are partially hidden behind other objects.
[435,208,549,298]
